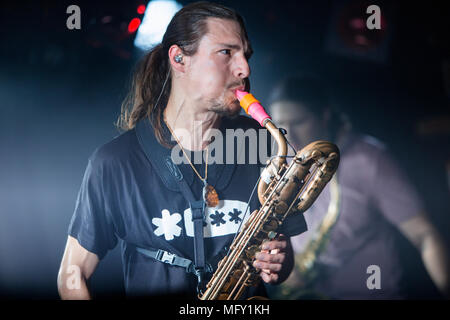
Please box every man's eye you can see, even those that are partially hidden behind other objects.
[220,49,231,55]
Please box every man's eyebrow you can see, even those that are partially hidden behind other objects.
[216,43,242,50]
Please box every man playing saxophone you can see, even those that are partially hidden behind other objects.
[57,2,308,299]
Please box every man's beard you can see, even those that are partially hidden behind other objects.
[208,80,246,119]
[208,98,241,119]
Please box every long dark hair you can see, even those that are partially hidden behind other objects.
[116,1,251,146]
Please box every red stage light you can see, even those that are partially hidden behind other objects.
[128,18,141,33]
[137,5,146,15]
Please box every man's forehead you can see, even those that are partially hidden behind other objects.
[202,18,249,50]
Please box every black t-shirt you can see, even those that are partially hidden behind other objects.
[68,115,307,297]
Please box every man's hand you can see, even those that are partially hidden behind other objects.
[252,235,294,284]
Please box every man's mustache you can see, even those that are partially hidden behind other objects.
[227,78,250,92]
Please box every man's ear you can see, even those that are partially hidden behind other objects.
[168,45,186,74]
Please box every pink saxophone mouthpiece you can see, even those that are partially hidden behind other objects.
[235,90,271,127]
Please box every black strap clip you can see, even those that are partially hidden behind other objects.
[192,265,213,295]
[155,249,176,265]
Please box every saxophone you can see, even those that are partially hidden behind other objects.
[199,91,340,300]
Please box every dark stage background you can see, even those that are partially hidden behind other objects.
[0,0,449,299]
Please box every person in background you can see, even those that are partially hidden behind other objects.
[266,76,449,299]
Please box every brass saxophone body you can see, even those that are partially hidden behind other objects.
[199,93,340,300]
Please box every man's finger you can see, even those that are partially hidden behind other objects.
[260,271,279,284]
[261,239,287,251]
[253,260,282,272]
[255,251,285,264]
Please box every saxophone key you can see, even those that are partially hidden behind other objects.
[254,230,268,242]
[274,201,288,214]
[262,218,279,231]
[267,231,277,239]
[245,244,260,260]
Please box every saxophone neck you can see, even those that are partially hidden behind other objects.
[234,90,288,204]
[264,119,288,167]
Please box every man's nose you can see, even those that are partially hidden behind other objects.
[233,55,250,79]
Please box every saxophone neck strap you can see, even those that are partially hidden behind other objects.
[136,247,213,274]
[178,178,211,294]
[135,117,236,192]
[135,118,211,293]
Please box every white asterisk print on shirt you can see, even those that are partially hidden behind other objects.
[183,200,250,238]
[152,209,182,241]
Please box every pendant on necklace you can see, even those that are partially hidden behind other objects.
[202,181,219,208]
